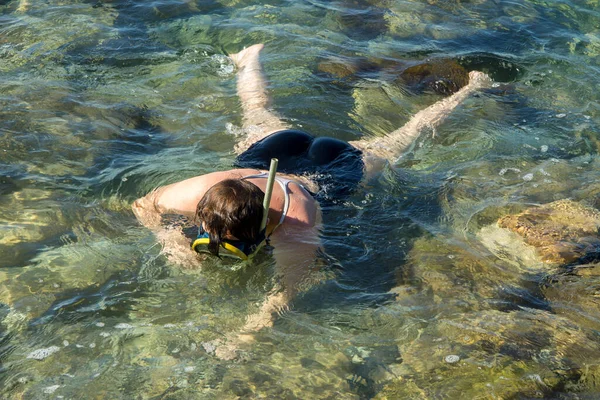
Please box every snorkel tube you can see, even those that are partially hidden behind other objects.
[260,158,279,233]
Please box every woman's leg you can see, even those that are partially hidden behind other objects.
[350,71,492,165]
[229,44,290,154]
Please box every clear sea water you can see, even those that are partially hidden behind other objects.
[1,0,600,398]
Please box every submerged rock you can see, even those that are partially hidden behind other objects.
[396,235,525,310]
[27,346,61,360]
[0,175,18,196]
[316,56,377,80]
[397,59,469,95]
[542,262,600,332]
[149,14,213,49]
[215,346,355,399]
[316,55,469,97]
[497,200,600,265]
[334,2,388,41]
[376,308,600,399]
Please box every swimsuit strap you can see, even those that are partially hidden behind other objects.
[242,173,292,234]
[277,178,291,228]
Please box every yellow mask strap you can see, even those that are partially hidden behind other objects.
[191,237,249,260]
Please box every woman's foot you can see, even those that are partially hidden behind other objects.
[468,70,492,89]
[229,43,264,69]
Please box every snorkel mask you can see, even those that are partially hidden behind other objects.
[191,227,266,260]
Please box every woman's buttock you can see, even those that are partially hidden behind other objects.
[234,129,364,202]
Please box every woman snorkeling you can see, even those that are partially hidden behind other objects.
[132,44,491,355]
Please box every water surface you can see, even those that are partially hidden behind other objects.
[1,0,600,398]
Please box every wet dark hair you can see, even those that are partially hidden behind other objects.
[195,179,264,257]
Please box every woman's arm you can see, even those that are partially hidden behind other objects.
[131,178,207,230]
[241,223,321,332]
[132,169,265,229]
[132,191,163,229]
[212,213,322,360]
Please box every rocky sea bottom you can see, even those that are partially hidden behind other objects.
[2,167,600,399]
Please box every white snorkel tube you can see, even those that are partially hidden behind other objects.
[260,158,279,233]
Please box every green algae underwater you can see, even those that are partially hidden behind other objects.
[2,0,600,398]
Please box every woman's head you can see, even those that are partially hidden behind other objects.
[195,179,264,257]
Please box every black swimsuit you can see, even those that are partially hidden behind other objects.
[234,129,364,202]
